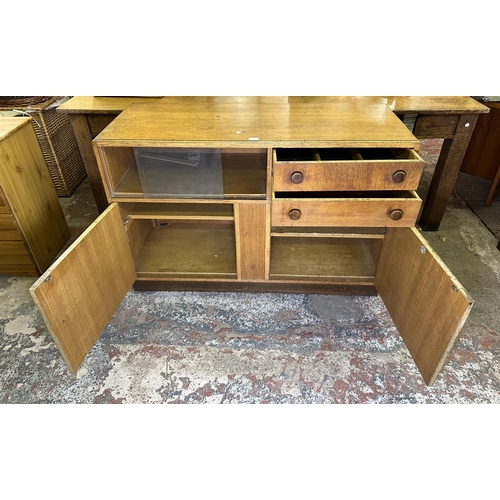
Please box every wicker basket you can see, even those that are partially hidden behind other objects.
[0,96,86,196]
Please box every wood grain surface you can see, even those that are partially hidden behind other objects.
[375,227,473,385]
[30,204,136,372]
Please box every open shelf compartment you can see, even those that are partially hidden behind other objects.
[270,233,382,282]
[127,218,237,280]
[97,146,268,201]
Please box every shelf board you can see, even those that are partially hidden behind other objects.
[130,203,234,221]
[136,224,237,279]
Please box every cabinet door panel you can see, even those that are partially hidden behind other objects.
[375,227,473,385]
[30,204,136,373]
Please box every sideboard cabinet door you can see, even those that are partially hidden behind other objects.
[30,204,137,373]
[375,227,473,385]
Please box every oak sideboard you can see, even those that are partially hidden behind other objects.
[31,101,473,385]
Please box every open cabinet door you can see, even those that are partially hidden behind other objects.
[30,204,137,373]
[375,227,473,386]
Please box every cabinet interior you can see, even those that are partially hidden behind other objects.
[121,198,387,284]
[104,143,422,284]
[270,226,383,281]
[126,203,237,280]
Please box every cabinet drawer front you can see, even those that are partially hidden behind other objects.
[0,263,39,276]
[0,213,23,240]
[273,148,424,192]
[0,241,35,266]
[272,196,421,227]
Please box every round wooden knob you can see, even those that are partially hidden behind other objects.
[289,209,302,220]
[392,170,407,183]
[291,171,304,184]
[389,209,403,220]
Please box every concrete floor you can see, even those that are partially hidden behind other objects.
[1,140,500,403]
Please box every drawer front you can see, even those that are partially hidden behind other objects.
[272,196,422,228]
[273,148,424,192]
[0,263,39,276]
[0,213,23,240]
[0,241,36,266]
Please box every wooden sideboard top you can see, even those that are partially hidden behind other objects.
[94,101,420,149]
[58,95,489,115]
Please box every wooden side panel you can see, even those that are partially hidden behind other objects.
[126,218,154,265]
[30,204,136,373]
[375,227,473,385]
[0,120,70,272]
[87,114,117,137]
[94,145,136,199]
[0,213,23,240]
[234,202,269,280]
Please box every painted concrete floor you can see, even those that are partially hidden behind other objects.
[1,140,500,404]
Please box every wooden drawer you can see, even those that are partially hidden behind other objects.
[272,192,422,227]
[0,263,39,276]
[273,148,424,192]
[0,241,35,265]
[0,213,23,240]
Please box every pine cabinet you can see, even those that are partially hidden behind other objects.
[0,118,69,276]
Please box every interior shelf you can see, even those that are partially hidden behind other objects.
[130,203,234,220]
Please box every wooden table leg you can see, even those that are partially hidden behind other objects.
[419,114,479,231]
[485,162,500,207]
[67,114,109,213]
